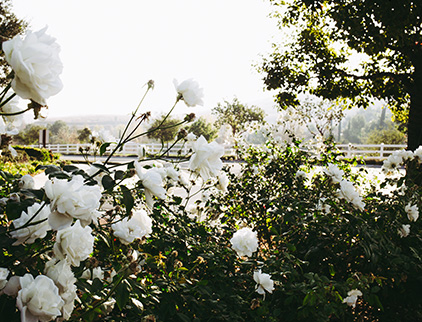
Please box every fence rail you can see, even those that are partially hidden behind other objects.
[32,142,407,160]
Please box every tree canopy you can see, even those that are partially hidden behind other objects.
[260,0,421,150]
[0,0,27,86]
[147,114,182,143]
[185,117,218,142]
[212,98,266,137]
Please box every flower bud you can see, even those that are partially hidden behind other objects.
[184,113,196,122]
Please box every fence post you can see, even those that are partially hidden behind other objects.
[380,143,384,158]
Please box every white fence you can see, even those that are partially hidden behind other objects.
[33,142,407,160]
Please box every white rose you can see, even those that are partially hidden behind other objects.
[2,27,63,105]
[343,289,362,308]
[112,209,153,245]
[10,202,51,245]
[405,204,419,222]
[173,78,204,107]
[19,174,35,189]
[0,94,23,134]
[253,269,275,295]
[81,266,104,281]
[53,220,94,266]
[189,135,224,181]
[186,132,197,141]
[230,227,259,257]
[399,224,410,238]
[323,163,344,183]
[337,180,365,211]
[44,258,77,320]
[0,268,9,291]
[414,146,422,162]
[17,274,64,322]
[44,175,101,230]
[134,164,166,208]
[216,171,229,191]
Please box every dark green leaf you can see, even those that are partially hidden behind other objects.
[99,142,112,156]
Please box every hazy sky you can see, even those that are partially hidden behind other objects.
[11,0,279,119]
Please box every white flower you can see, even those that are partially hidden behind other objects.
[17,274,64,322]
[10,202,51,245]
[189,135,224,181]
[0,94,23,134]
[414,146,422,162]
[337,180,365,211]
[323,163,344,183]
[396,149,414,162]
[44,258,77,320]
[2,27,63,105]
[44,258,76,294]
[2,276,20,297]
[44,175,101,230]
[343,289,362,308]
[253,269,275,295]
[230,227,259,257]
[295,170,306,180]
[399,224,410,238]
[19,174,35,189]
[134,164,166,208]
[173,78,204,107]
[186,132,197,141]
[216,171,229,191]
[405,204,419,222]
[382,153,403,171]
[0,268,9,291]
[82,267,104,281]
[111,209,153,245]
[53,220,95,266]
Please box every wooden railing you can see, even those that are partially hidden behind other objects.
[32,142,407,160]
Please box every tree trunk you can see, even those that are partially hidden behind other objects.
[405,50,422,183]
[407,51,422,152]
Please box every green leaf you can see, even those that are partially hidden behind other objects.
[62,165,80,173]
[120,185,134,215]
[99,142,112,156]
[114,170,125,181]
[102,175,115,191]
[115,280,131,310]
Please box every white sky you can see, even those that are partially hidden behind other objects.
[11,0,279,120]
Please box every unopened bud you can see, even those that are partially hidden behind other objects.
[147,80,155,90]
[177,129,187,140]
[184,113,196,122]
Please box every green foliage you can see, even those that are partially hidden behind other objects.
[212,97,266,137]
[185,116,218,141]
[365,127,406,145]
[0,0,28,86]
[147,115,182,143]
[77,127,92,143]
[208,140,422,321]
[261,0,422,150]
[12,124,45,145]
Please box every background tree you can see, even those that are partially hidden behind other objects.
[13,124,44,145]
[185,117,218,141]
[77,127,92,143]
[0,0,27,86]
[212,98,266,137]
[146,114,182,143]
[260,0,421,151]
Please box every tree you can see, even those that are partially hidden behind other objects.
[0,0,27,86]
[260,0,421,151]
[185,117,218,141]
[13,124,44,145]
[212,98,266,137]
[77,127,92,143]
[147,114,182,143]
